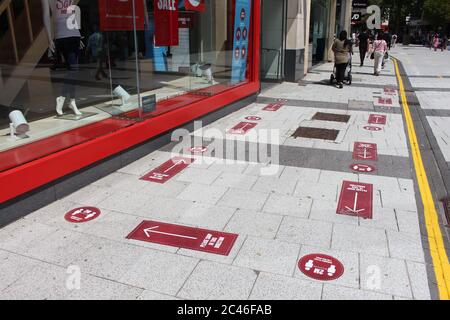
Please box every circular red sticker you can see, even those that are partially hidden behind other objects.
[65,207,101,223]
[350,164,376,173]
[364,126,382,132]
[298,254,344,281]
[187,146,208,154]
[245,116,262,121]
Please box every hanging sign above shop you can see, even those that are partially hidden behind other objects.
[154,0,179,46]
[184,0,205,12]
[98,0,145,31]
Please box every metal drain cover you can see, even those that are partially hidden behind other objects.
[292,127,339,141]
[312,112,350,123]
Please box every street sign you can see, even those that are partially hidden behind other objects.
[298,254,344,281]
[353,142,378,161]
[337,181,373,219]
[364,125,383,132]
[228,122,257,135]
[141,157,194,184]
[263,103,283,111]
[368,114,387,125]
[127,220,238,256]
[245,116,262,121]
[65,207,101,223]
[350,163,376,173]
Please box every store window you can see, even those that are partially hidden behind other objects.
[309,0,330,64]
[0,0,255,173]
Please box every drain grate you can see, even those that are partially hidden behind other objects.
[442,198,450,227]
[292,127,339,141]
[312,112,350,123]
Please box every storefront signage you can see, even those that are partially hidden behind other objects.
[98,0,145,31]
[65,207,101,223]
[142,94,157,114]
[353,142,378,161]
[352,0,368,8]
[351,12,362,25]
[298,254,344,281]
[154,0,179,46]
[184,0,205,12]
[127,220,238,255]
[337,181,373,219]
[141,157,193,184]
[231,0,252,83]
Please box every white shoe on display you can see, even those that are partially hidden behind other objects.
[69,99,82,116]
[56,96,65,116]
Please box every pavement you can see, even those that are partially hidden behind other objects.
[0,45,449,300]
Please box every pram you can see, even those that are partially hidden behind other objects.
[330,55,352,86]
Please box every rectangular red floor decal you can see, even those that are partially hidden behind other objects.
[368,114,387,125]
[127,220,238,256]
[378,97,393,105]
[228,122,257,135]
[384,87,397,95]
[141,157,194,184]
[263,103,283,111]
[353,142,378,161]
[337,181,373,219]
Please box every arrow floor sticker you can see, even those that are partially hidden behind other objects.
[337,181,373,219]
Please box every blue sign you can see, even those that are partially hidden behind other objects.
[142,94,157,114]
[231,0,252,84]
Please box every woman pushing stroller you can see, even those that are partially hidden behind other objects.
[332,30,353,89]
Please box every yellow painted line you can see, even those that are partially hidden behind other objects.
[393,58,450,300]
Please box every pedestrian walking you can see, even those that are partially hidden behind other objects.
[371,31,388,76]
[391,34,398,48]
[332,30,353,89]
[358,29,370,67]
[433,34,440,52]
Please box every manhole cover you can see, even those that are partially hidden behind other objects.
[312,112,350,123]
[442,198,450,226]
[292,127,339,141]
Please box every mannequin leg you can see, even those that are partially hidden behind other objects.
[56,96,66,116]
[69,99,82,116]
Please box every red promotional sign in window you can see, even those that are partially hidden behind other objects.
[185,0,205,12]
[154,0,179,46]
[98,0,145,31]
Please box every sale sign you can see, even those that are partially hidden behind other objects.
[154,0,179,46]
[127,220,238,255]
[98,0,145,31]
[184,0,205,11]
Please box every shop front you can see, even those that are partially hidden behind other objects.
[0,0,260,218]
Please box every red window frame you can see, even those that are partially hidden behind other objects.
[0,0,261,204]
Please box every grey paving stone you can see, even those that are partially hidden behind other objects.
[218,189,269,211]
[359,207,399,232]
[233,237,300,276]
[176,167,221,185]
[252,175,298,196]
[137,290,179,300]
[294,181,338,201]
[360,254,413,298]
[178,261,257,300]
[280,166,321,183]
[0,251,40,292]
[405,261,432,300]
[395,210,421,235]
[97,190,151,215]
[142,180,190,198]
[276,216,333,248]
[176,204,236,231]
[262,194,312,218]
[387,231,425,263]
[177,183,229,206]
[332,224,389,257]
[309,199,359,226]
[225,211,282,239]
[213,172,258,190]
[322,284,393,300]
[119,250,199,296]
[249,272,322,300]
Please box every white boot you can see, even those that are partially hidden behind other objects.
[69,99,82,116]
[56,96,65,116]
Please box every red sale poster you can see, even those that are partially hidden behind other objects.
[98,0,145,31]
[185,0,205,12]
[154,0,179,46]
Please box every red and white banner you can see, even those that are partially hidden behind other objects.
[98,0,145,31]
[184,0,205,12]
[154,0,179,46]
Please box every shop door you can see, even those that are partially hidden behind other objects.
[260,0,286,81]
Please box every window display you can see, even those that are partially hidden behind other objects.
[0,0,259,202]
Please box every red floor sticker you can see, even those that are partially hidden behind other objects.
[384,87,397,95]
[378,97,393,105]
[364,125,383,132]
[368,114,387,125]
[141,157,194,184]
[350,164,376,173]
[228,122,257,135]
[298,254,344,281]
[65,207,101,223]
[245,116,262,121]
[127,220,238,256]
[263,103,283,111]
[187,146,208,154]
[353,142,378,161]
[337,181,373,219]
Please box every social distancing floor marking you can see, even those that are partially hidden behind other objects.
[394,58,450,300]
